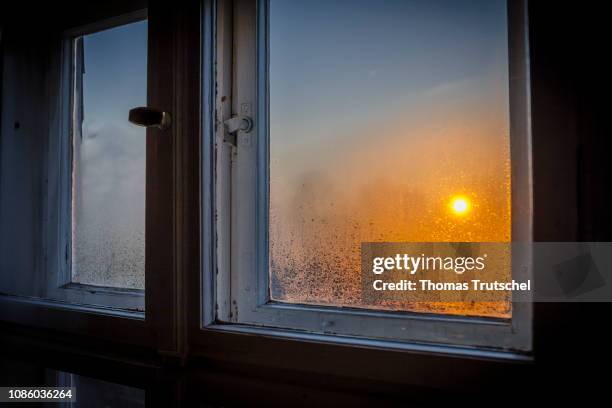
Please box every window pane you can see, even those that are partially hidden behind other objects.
[269,0,510,317]
[71,21,147,289]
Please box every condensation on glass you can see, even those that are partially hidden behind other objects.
[269,0,511,317]
[71,20,147,290]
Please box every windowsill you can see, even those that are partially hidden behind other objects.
[0,293,153,348]
[59,282,145,298]
[201,322,533,362]
[0,293,145,320]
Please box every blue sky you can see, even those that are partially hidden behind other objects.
[270,0,509,151]
[83,20,147,128]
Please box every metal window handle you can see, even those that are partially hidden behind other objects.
[224,116,253,134]
[128,107,172,130]
[223,115,253,146]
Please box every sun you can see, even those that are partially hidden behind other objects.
[450,196,470,216]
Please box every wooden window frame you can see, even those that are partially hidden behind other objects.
[0,1,538,385]
[0,0,196,357]
[44,9,148,312]
[200,0,533,354]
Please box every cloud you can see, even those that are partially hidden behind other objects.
[423,77,472,97]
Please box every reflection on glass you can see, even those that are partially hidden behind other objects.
[71,21,147,289]
[269,0,511,317]
[52,370,145,407]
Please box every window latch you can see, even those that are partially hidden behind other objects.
[223,115,253,145]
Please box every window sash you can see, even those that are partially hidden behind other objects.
[205,0,532,352]
[45,10,148,312]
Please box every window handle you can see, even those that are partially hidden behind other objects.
[128,107,172,130]
[224,115,253,133]
[223,115,253,146]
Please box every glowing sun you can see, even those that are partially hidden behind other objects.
[450,196,470,216]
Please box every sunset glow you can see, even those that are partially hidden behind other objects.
[450,196,470,216]
[269,0,511,318]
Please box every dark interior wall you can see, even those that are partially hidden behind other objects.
[571,15,612,243]
[0,1,148,33]
[0,30,49,296]
[529,0,612,401]
[530,0,612,242]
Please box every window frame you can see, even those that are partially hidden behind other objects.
[1,6,152,346]
[203,0,533,354]
[0,0,200,359]
[45,9,148,312]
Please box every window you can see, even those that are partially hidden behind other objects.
[0,12,153,313]
[206,0,532,352]
[71,20,147,291]
[48,15,149,310]
[0,1,191,350]
[268,0,512,319]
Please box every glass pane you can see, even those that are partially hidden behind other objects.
[269,0,510,317]
[71,20,147,289]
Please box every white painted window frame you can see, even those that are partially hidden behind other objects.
[44,9,148,312]
[203,0,533,354]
